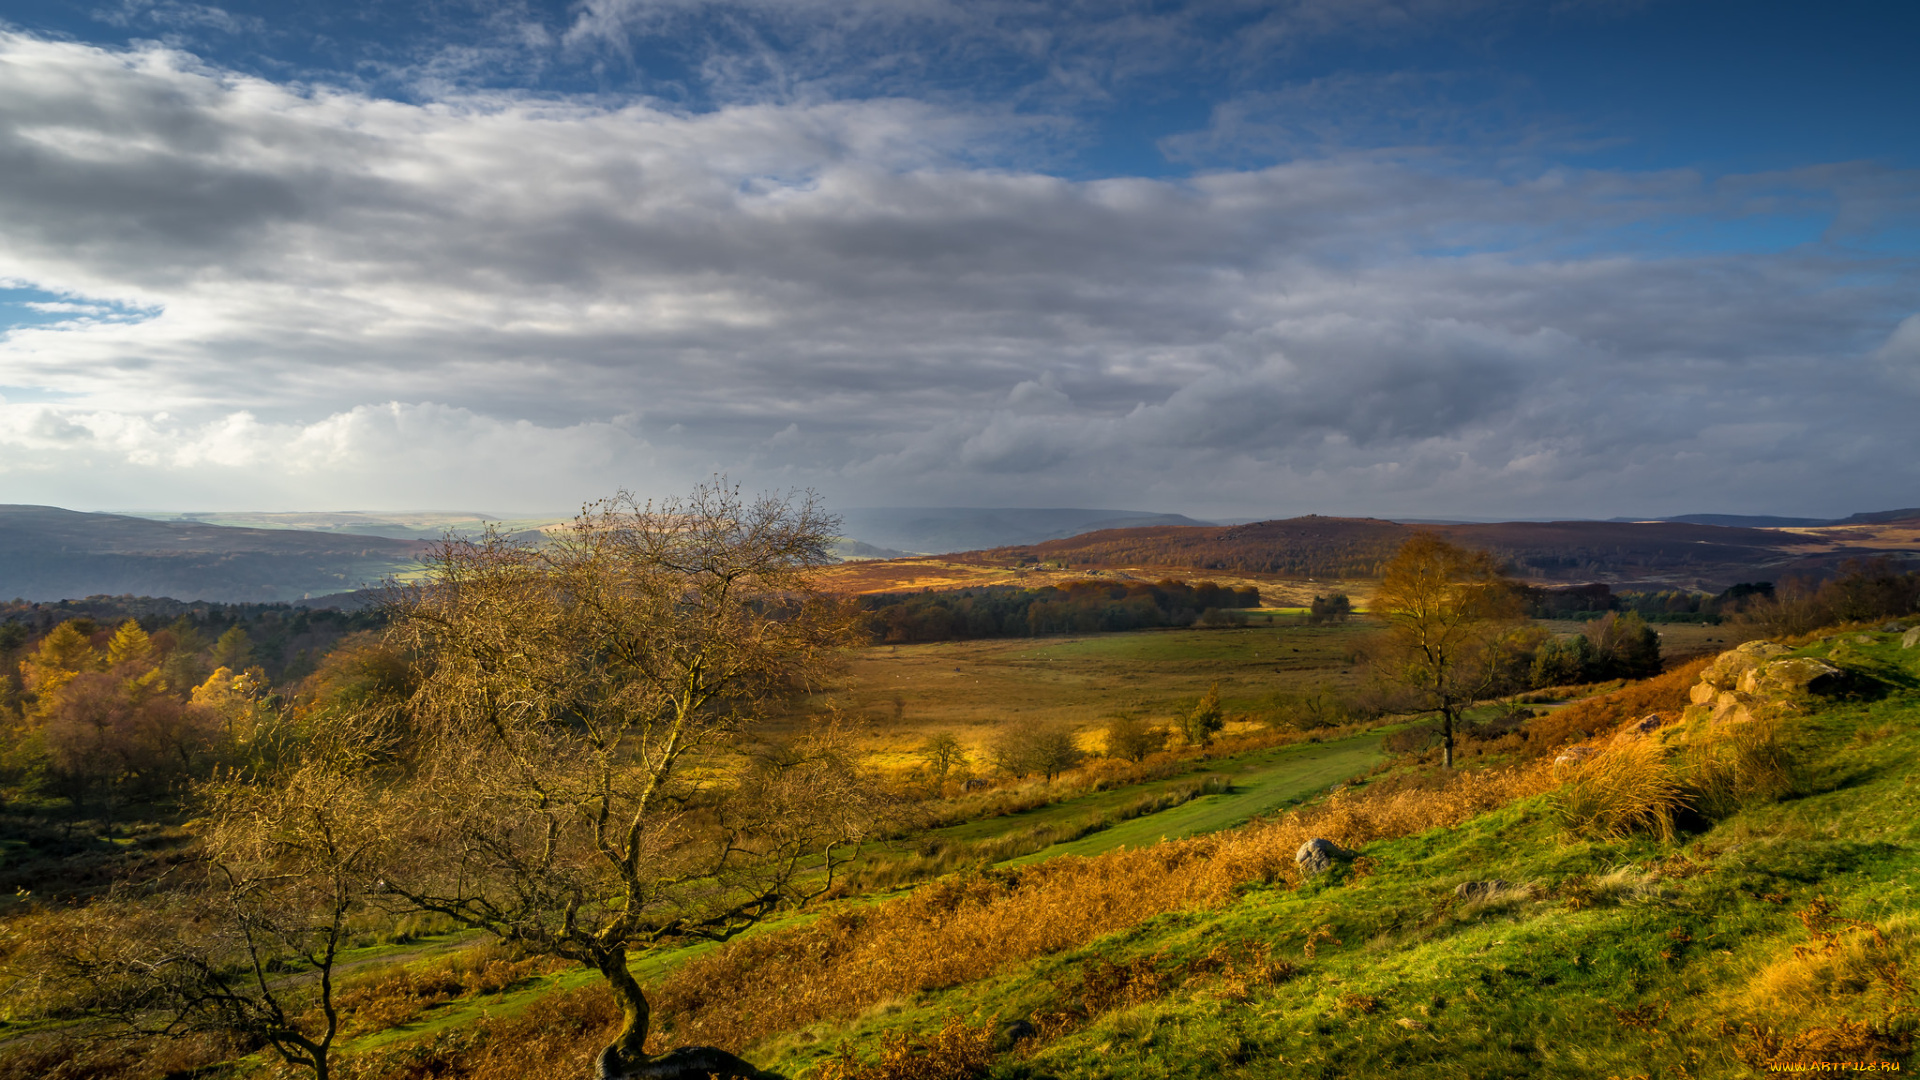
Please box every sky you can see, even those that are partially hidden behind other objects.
[0,0,1915,521]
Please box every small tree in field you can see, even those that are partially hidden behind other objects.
[1178,682,1226,747]
[1104,714,1165,763]
[1370,534,1521,768]
[919,732,966,782]
[378,482,877,1079]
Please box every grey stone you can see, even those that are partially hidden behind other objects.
[1454,880,1514,902]
[1296,837,1355,877]
[994,1017,1037,1051]
[1904,627,1920,649]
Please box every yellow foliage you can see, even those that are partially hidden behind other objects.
[22,622,97,700]
[105,620,152,669]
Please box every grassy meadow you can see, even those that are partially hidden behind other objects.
[800,621,1377,770]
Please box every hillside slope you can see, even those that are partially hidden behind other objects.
[742,627,1920,1079]
[0,505,428,602]
[971,514,1919,589]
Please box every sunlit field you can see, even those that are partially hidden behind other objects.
[789,622,1379,770]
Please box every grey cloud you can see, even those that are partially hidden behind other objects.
[0,32,1914,517]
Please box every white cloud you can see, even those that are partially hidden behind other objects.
[0,32,1913,518]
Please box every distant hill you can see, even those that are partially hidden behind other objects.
[0,505,428,603]
[835,507,1216,555]
[119,509,567,541]
[966,513,1917,590]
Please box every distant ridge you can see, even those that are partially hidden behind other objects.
[1657,508,1920,528]
[0,505,427,603]
[964,512,1919,590]
[836,507,1215,555]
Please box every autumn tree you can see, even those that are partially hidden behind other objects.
[1178,682,1226,747]
[1103,714,1165,762]
[377,482,877,1080]
[1370,534,1521,768]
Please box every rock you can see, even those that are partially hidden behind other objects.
[1630,714,1667,734]
[1702,642,1791,691]
[1755,657,1844,696]
[1688,681,1718,706]
[1904,627,1920,649]
[1454,880,1514,902]
[994,1018,1036,1051]
[599,1047,781,1080]
[1854,634,1875,644]
[1296,837,1355,877]
[1553,745,1596,769]
[1883,622,1908,633]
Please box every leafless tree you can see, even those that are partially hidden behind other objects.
[20,745,386,1080]
[377,481,879,1078]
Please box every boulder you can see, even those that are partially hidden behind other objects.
[1753,657,1844,696]
[1630,713,1668,734]
[1688,681,1718,706]
[993,1017,1037,1051]
[1904,627,1920,649]
[1554,745,1596,769]
[599,1047,781,1080]
[1454,880,1514,902]
[1702,642,1790,691]
[1296,837,1355,877]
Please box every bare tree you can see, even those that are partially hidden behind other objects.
[1369,534,1521,768]
[378,482,877,1079]
[919,731,966,782]
[22,747,385,1080]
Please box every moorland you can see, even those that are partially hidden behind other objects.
[0,499,1917,1080]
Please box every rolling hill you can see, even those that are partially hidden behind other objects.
[962,512,1920,590]
[0,505,429,603]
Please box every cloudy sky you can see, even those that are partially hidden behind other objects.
[0,0,1914,520]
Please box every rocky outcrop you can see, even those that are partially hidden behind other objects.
[1684,640,1844,727]
[1296,837,1355,877]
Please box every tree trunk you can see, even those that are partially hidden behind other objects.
[597,949,652,1073]
[1441,708,1455,769]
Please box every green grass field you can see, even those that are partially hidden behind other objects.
[755,627,1920,1079]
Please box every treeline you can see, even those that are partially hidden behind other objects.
[1520,558,1920,630]
[860,579,1262,644]
[1519,581,1776,624]
[0,604,398,816]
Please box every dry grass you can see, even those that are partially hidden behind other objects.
[341,983,622,1080]
[644,760,1551,1053]
[1552,738,1686,841]
[1521,657,1711,758]
[332,944,560,1035]
[811,1016,997,1080]
[1684,714,1796,816]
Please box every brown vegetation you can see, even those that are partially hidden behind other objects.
[639,760,1552,1053]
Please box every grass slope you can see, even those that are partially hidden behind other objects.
[763,628,1920,1079]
